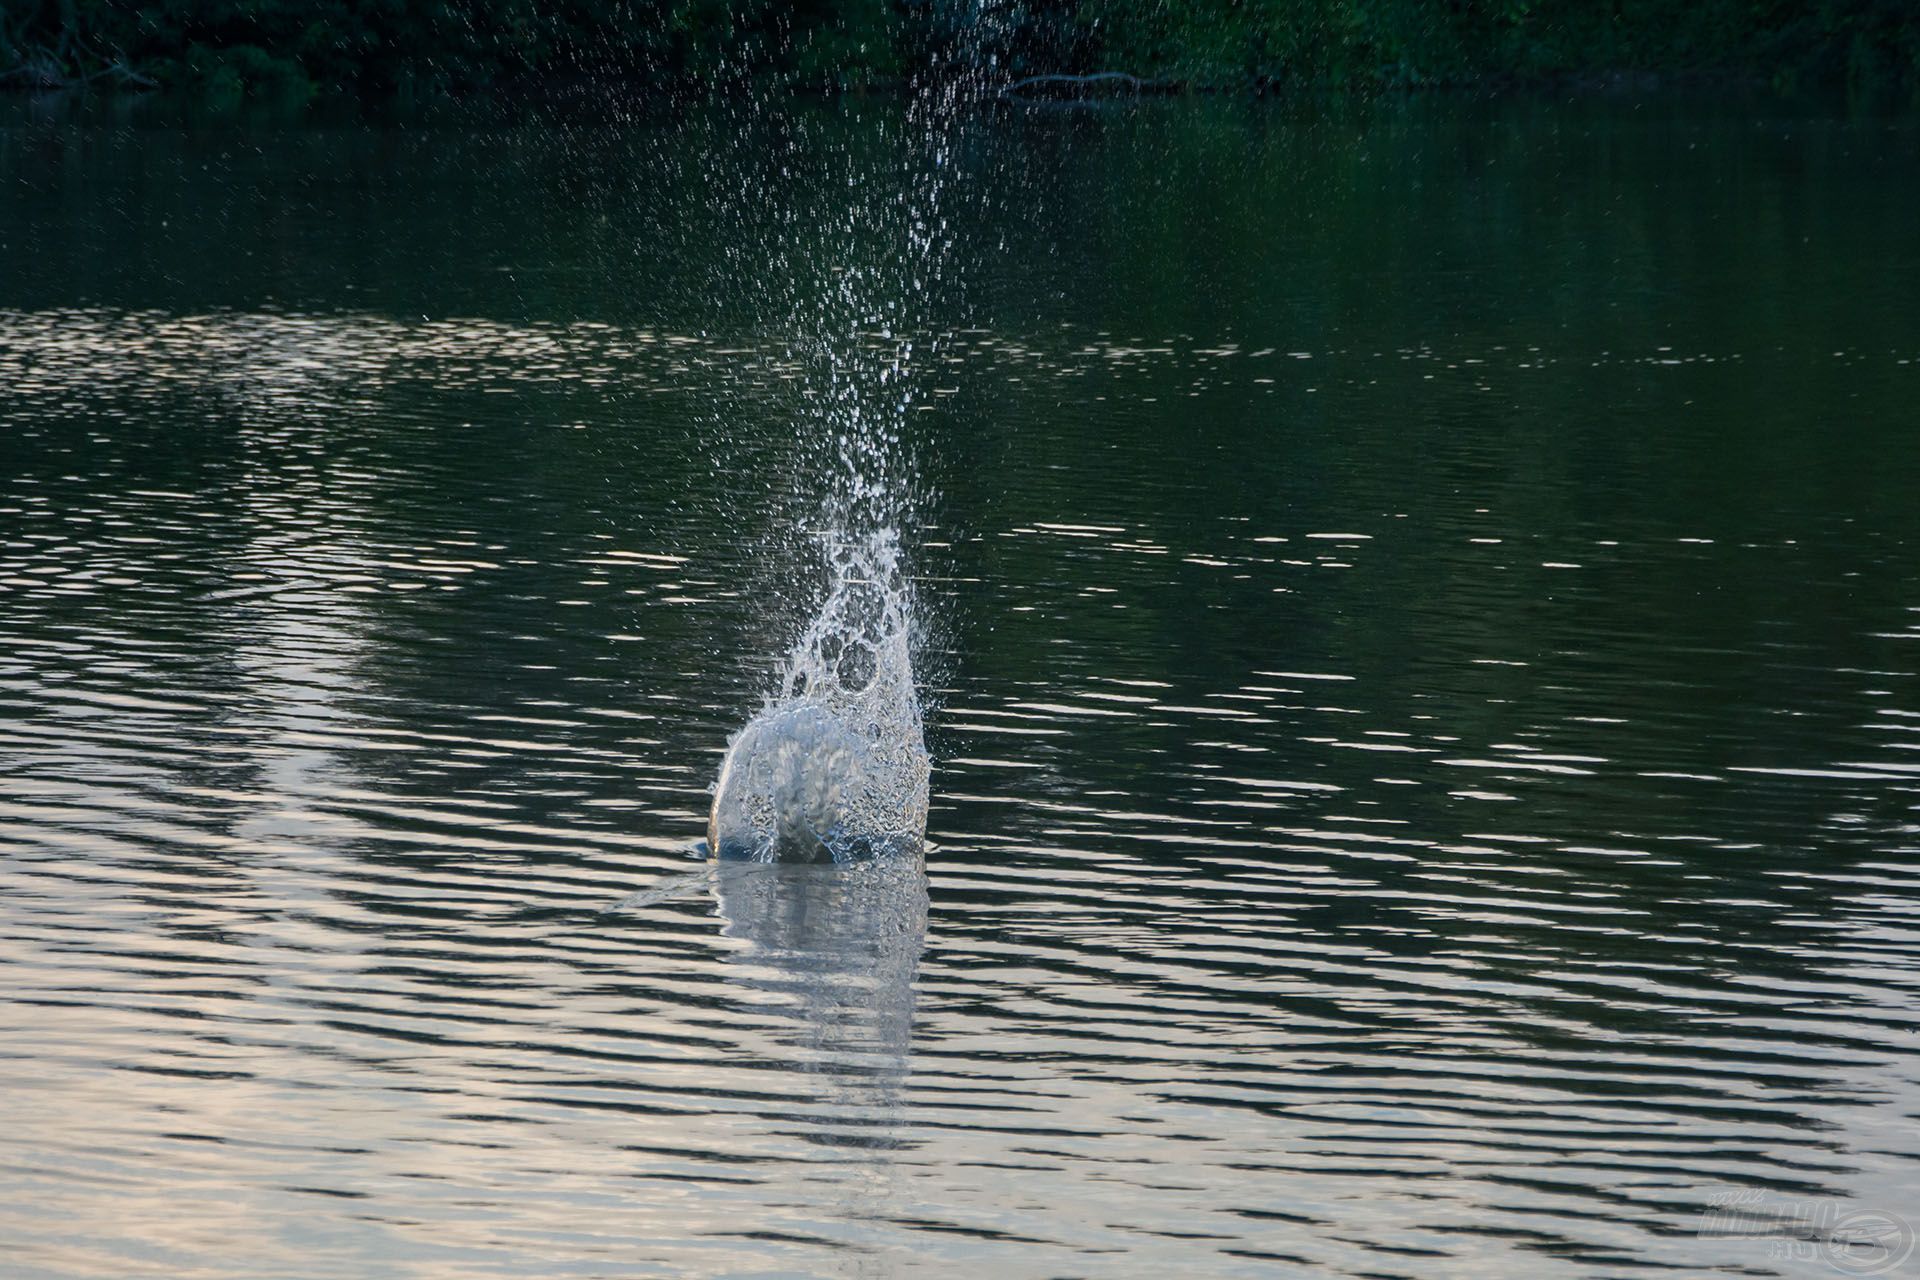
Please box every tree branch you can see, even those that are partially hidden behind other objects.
[998,71,1169,99]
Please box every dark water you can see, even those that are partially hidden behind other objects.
[3,95,1919,1279]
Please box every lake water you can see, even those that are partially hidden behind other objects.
[3,94,1919,1279]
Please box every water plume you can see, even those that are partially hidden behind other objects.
[709,531,931,862]
[702,24,1010,863]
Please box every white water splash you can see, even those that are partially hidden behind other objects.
[708,532,930,863]
[697,16,1014,865]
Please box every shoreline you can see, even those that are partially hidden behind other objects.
[7,0,1913,114]
[4,66,1908,119]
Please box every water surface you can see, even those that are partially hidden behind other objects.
[3,95,1920,1279]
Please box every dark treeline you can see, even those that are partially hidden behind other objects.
[3,1,1916,105]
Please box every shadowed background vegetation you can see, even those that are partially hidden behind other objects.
[2,0,1917,106]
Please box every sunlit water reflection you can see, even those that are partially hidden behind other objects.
[3,95,1920,1278]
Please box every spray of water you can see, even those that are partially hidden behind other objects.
[704,21,1010,863]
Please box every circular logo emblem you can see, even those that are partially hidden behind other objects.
[1825,1209,1915,1277]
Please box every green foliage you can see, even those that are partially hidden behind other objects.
[2,0,1915,100]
